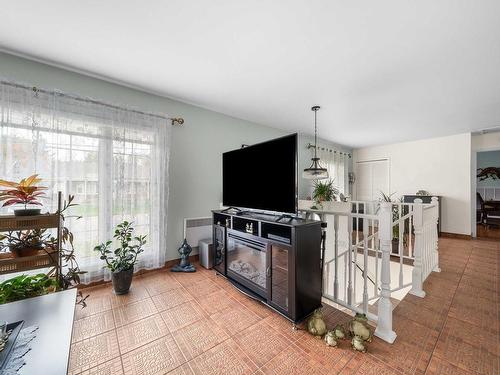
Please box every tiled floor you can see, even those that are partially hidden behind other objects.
[70,238,499,374]
[477,224,500,239]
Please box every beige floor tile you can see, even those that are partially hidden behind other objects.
[113,298,158,327]
[69,331,120,375]
[152,287,193,311]
[117,314,169,353]
[172,318,229,361]
[72,310,115,343]
[188,339,257,375]
[161,300,207,332]
[122,334,186,375]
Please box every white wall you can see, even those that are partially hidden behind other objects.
[472,132,500,151]
[353,133,472,235]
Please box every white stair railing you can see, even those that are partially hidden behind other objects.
[300,196,440,344]
[410,197,440,297]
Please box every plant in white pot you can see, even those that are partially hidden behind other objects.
[94,221,146,295]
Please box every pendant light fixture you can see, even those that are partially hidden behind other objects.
[303,106,329,180]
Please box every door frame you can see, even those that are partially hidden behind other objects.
[471,147,500,238]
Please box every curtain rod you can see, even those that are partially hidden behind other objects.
[306,142,351,158]
[0,80,184,126]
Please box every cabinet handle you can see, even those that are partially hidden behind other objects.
[266,267,271,277]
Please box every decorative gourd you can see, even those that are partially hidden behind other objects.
[349,313,372,342]
[324,331,338,347]
[351,335,367,353]
[307,308,327,337]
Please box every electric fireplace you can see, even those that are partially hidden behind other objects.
[212,210,322,323]
[227,231,268,295]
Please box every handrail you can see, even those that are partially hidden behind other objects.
[309,197,439,344]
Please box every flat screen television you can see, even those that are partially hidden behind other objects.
[223,133,297,214]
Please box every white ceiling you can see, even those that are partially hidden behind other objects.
[1,1,499,148]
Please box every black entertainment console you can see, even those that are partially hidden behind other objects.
[212,210,322,323]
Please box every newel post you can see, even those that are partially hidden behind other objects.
[431,197,441,273]
[409,198,426,298]
[374,201,397,343]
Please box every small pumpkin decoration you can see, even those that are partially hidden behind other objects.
[307,308,327,337]
[324,331,338,347]
[349,313,372,342]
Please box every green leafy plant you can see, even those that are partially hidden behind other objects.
[53,195,88,290]
[0,274,57,305]
[0,229,45,253]
[312,179,339,205]
[0,174,46,209]
[94,221,146,272]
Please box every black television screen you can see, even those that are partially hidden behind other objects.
[223,134,297,214]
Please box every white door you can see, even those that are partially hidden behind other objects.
[355,159,389,201]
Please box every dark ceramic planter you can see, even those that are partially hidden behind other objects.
[14,208,41,217]
[111,268,134,295]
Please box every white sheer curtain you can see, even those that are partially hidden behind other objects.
[315,146,349,195]
[0,81,171,283]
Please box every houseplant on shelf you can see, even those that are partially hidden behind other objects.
[0,174,46,216]
[94,221,146,295]
[0,194,88,305]
[0,229,45,256]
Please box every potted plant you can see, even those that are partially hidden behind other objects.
[0,229,45,256]
[379,192,405,254]
[0,174,46,216]
[312,179,339,209]
[0,274,57,304]
[94,221,146,295]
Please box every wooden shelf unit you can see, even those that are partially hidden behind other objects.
[0,193,62,279]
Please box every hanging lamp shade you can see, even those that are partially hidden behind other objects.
[303,106,329,180]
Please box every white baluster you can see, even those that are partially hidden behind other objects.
[374,201,397,343]
[410,199,426,298]
[347,214,353,305]
[398,204,403,288]
[333,214,339,299]
[362,222,369,314]
[431,197,441,272]
[409,208,413,258]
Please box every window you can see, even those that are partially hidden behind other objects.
[0,82,171,283]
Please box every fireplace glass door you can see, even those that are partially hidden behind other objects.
[227,232,267,294]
